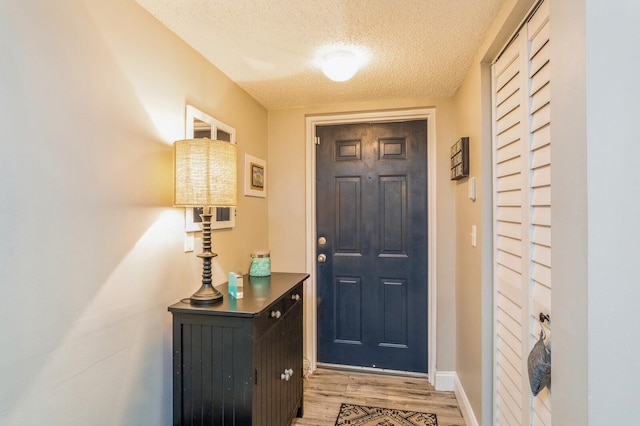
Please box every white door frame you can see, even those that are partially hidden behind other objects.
[304,107,438,385]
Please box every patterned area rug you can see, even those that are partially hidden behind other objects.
[334,403,438,426]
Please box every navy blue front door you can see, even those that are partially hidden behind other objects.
[316,120,428,373]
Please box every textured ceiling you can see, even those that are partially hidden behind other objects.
[135,0,506,109]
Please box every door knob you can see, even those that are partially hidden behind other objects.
[317,254,327,263]
[318,236,327,245]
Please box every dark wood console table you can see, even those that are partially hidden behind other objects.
[169,272,308,425]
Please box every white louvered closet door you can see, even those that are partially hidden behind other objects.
[492,1,551,425]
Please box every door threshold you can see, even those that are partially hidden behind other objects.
[317,362,428,379]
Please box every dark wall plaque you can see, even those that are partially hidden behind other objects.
[450,137,469,180]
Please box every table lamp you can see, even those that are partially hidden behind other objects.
[174,138,237,305]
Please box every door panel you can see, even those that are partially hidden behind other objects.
[492,1,552,424]
[380,176,407,254]
[381,278,407,347]
[316,120,428,373]
[335,277,362,342]
[336,177,361,252]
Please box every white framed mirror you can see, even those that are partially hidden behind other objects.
[185,105,237,230]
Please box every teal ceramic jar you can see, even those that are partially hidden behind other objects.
[249,251,271,276]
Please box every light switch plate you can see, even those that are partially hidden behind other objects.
[184,233,195,252]
[469,177,477,201]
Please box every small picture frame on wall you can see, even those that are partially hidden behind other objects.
[450,137,469,180]
[244,154,267,198]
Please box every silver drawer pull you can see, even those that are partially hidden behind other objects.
[271,310,281,319]
[281,368,294,381]
[291,294,300,301]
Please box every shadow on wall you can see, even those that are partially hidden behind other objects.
[0,0,199,423]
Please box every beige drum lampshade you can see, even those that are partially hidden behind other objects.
[173,139,237,207]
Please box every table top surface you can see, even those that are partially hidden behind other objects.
[168,272,309,317]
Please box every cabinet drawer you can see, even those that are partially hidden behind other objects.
[282,282,303,314]
[254,282,303,339]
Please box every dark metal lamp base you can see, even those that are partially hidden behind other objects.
[190,284,223,305]
[189,207,224,306]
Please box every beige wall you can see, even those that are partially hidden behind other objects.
[582,1,640,421]
[451,55,485,423]
[0,0,267,423]
[552,0,640,424]
[549,0,588,423]
[268,97,458,371]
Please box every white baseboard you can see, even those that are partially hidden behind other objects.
[434,370,455,391]
[454,373,479,426]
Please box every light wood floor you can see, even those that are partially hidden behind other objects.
[291,368,466,426]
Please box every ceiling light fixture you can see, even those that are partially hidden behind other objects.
[322,50,359,82]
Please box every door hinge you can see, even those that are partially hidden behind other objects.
[315,136,320,145]
[254,368,258,385]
